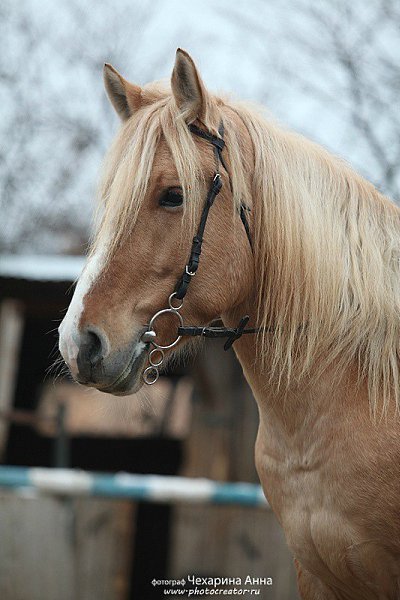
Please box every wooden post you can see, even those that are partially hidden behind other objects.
[0,299,24,459]
[0,492,135,600]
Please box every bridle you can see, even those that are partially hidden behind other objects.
[141,121,260,385]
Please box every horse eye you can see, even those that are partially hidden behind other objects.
[159,188,183,208]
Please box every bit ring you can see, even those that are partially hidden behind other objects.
[143,366,159,385]
[148,308,183,350]
[168,292,184,311]
[149,348,164,367]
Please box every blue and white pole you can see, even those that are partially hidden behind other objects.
[0,466,268,508]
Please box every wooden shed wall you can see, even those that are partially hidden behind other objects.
[0,492,134,600]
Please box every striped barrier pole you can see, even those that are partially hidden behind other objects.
[0,466,268,508]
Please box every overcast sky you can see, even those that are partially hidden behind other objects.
[1,0,399,253]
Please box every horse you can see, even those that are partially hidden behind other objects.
[59,49,400,599]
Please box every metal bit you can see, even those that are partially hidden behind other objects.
[141,330,157,344]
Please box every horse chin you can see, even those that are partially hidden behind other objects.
[94,342,148,397]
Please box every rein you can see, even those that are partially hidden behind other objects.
[141,122,259,385]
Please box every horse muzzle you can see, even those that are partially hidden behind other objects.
[60,324,147,395]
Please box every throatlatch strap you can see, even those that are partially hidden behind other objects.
[173,121,258,349]
[239,205,253,251]
[189,123,253,251]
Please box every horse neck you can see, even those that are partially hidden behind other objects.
[222,298,362,452]
[229,110,400,426]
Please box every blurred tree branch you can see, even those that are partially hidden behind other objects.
[223,0,400,199]
[0,0,164,253]
[1,0,399,254]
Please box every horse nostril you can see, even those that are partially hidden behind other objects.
[76,327,107,381]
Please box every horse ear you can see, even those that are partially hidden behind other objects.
[103,63,141,121]
[171,49,207,123]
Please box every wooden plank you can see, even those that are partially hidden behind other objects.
[183,344,237,481]
[74,498,134,600]
[227,356,260,482]
[185,342,259,483]
[169,505,299,599]
[0,492,134,600]
[0,300,24,459]
[36,378,193,439]
[0,492,75,600]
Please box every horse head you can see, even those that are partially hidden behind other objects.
[59,49,254,395]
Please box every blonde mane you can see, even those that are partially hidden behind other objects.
[95,84,400,415]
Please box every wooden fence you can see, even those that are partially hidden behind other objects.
[0,466,299,600]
